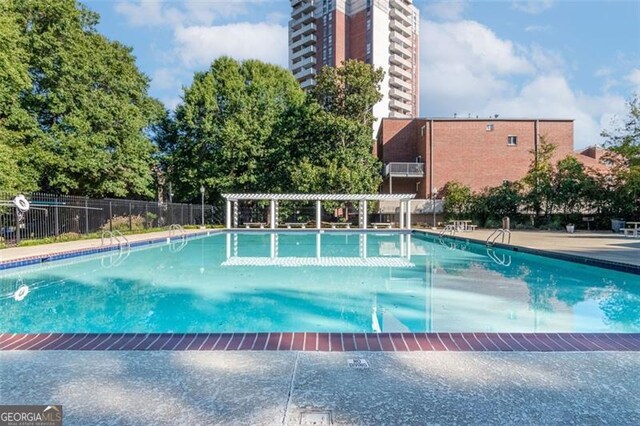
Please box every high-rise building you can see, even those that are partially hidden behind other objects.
[289,0,420,131]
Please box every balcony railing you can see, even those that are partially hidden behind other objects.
[384,162,425,177]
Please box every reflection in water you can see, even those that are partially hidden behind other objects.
[0,232,638,333]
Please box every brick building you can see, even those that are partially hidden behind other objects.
[376,117,606,197]
[289,0,420,134]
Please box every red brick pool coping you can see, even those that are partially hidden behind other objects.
[1,332,638,351]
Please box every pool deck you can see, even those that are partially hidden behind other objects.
[0,228,215,264]
[418,228,640,269]
[1,351,639,424]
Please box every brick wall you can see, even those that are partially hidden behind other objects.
[347,10,367,62]
[378,118,577,194]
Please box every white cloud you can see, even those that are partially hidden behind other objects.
[420,20,533,116]
[422,1,468,21]
[626,68,640,91]
[174,23,288,67]
[151,68,181,90]
[512,0,555,14]
[420,18,627,148]
[115,0,256,28]
[115,1,185,27]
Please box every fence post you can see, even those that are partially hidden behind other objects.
[55,196,60,237]
[109,201,113,232]
[129,202,132,231]
[145,204,149,229]
[84,197,89,234]
[15,208,21,245]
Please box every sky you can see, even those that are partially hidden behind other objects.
[85,0,640,148]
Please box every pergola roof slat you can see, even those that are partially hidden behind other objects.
[222,193,416,201]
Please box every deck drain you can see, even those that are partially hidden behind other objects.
[300,410,333,425]
[347,358,369,369]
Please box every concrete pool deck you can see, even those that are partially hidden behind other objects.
[417,228,640,268]
[0,228,215,264]
[1,351,639,425]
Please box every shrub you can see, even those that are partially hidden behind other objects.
[101,215,146,232]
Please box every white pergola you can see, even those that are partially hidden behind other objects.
[221,193,416,230]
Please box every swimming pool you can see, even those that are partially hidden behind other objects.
[1,231,638,334]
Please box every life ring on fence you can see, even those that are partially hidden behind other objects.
[14,285,29,301]
[12,194,30,212]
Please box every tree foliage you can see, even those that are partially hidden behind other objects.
[601,93,640,217]
[0,0,163,197]
[161,58,383,202]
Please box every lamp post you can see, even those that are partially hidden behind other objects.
[432,187,438,229]
[200,185,205,227]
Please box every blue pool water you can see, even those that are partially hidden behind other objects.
[1,232,639,333]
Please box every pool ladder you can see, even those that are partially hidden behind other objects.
[101,230,130,250]
[439,224,456,237]
[100,230,130,268]
[168,224,187,252]
[486,228,511,246]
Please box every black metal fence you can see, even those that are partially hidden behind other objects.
[0,192,224,245]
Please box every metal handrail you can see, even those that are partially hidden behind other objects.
[101,230,113,246]
[111,230,130,249]
[169,224,186,235]
[439,224,456,237]
[101,230,130,250]
[486,229,511,246]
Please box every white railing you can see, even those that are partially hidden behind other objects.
[384,162,424,177]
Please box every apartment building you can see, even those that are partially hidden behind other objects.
[375,117,607,197]
[289,0,420,132]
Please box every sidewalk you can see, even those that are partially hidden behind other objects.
[419,229,640,267]
[0,228,213,263]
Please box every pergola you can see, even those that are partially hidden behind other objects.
[221,193,416,229]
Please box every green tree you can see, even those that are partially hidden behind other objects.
[311,59,384,129]
[162,57,305,201]
[1,0,163,197]
[290,60,383,194]
[441,181,473,219]
[0,0,40,193]
[553,156,591,217]
[481,181,523,221]
[601,94,640,218]
[521,136,556,225]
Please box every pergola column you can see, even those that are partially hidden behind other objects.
[406,200,412,230]
[233,201,238,228]
[399,201,406,229]
[315,200,321,229]
[362,199,368,229]
[270,199,276,229]
[225,200,231,229]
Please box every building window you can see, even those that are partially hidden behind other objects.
[502,180,510,185]
[486,123,494,131]
[507,135,517,146]
[366,19,371,31]
[366,42,371,55]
